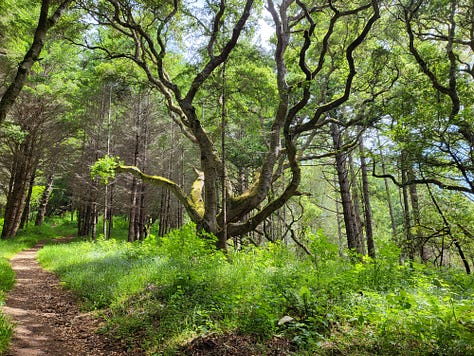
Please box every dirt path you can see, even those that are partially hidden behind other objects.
[2,241,137,355]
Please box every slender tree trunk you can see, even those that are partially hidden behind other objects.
[128,177,138,242]
[349,150,366,255]
[77,202,87,237]
[35,174,54,226]
[91,199,97,241]
[218,61,228,250]
[20,174,36,230]
[2,173,34,238]
[377,137,397,237]
[330,124,364,255]
[137,183,146,240]
[1,137,37,239]
[158,188,168,236]
[334,174,344,257]
[359,137,375,258]
[107,183,113,240]
[407,167,428,262]
[400,152,414,261]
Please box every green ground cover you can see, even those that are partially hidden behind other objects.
[37,224,474,355]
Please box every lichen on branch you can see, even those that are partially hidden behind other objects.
[113,163,205,222]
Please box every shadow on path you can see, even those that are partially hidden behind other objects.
[2,241,136,355]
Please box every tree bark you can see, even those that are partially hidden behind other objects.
[1,132,38,239]
[359,137,375,258]
[102,0,379,247]
[20,174,36,230]
[35,174,54,226]
[377,138,397,237]
[331,124,364,255]
[400,152,414,261]
[407,167,428,262]
[349,149,366,255]
[0,0,72,125]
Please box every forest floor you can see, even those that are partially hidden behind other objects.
[1,239,141,356]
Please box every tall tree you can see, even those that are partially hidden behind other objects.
[87,0,380,248]
[0,0,72,125]
[1,90,69,238]
[391,0,474,194]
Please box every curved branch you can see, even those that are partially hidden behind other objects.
[294,0,380,135]
[184,0,254,103]
[116,165,204,222]
[207,0,226,58]
[403,2,461,120]
[372,161,473,194]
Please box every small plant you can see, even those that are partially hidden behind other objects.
[0,313,13,354]
[35,225,474,354]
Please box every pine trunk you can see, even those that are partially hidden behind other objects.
[331,124,364,255]
[35,174,54,226]
[359,137,375,258]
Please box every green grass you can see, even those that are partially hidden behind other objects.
[0,218,77,353]
[37,225,474,355]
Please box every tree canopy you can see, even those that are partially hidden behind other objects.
[0,0,472,271]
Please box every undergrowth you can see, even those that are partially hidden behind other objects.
[37,225,474,355]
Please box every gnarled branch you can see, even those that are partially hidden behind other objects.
[116,165,205,222]
[372,161,473,194]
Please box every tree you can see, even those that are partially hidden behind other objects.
[87,0,380,249]
[0,89,72,238]
[380,0,474,195]
[0,0,73,125]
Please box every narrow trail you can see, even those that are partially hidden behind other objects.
[2,241,136,356]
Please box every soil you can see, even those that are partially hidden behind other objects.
[2,240,141,356]
[180,333,293,355]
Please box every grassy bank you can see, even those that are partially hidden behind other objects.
[37,225,474,355]
[0,219,76,353]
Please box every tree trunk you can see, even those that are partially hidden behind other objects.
[128,177,138,242]
[377,137,397,237]
[407,167,428,262]
[2,172,34,239]
[453,239,471,274]
[0,0,72,125]
[334,174,344,257]
[359,137,375,258]
[91,199,97,240]
[107,183,113,240]
[35,174,54,226]
[1,136,37,239]
[20,174,36,230]
[348,150,366,255]
[400,152,414,261]
[330,124,364,255]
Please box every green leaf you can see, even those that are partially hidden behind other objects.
[90,155,122,184]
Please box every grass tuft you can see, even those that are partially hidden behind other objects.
[37,225,474,354]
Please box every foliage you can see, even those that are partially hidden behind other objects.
[37,226,474,354]
[90,155,122,184]
[0,312,13,354]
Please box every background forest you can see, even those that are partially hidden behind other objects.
[0,0,473,354]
